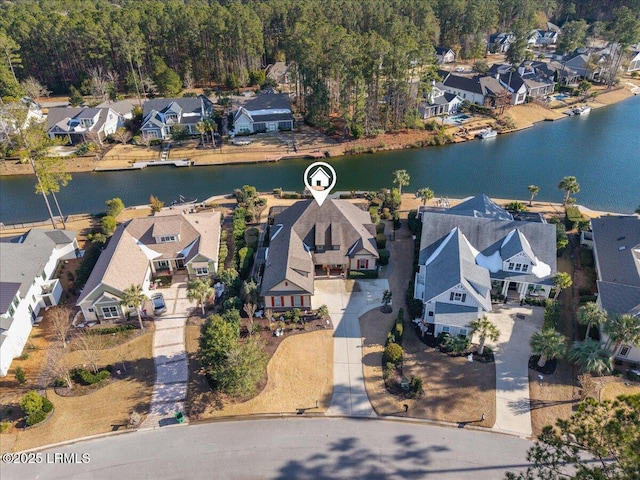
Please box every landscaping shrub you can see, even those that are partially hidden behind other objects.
[377,249,390,265]
[409,376,423,398]
[543,299,561,330]
[0,422,9,433]
[26,410,47,426]
[75,241,103,288]
[14,366,26,384]
[20,391,43,416]
[394,308,404,344]
[72,368,111,385]
[376,233,387,249]
[41,397,53,414]
[106,197,125,218]
[87,324,135,335]
[407,210,421,235]
[565,206,583,229]
[383,342,403,366]
[375,223,385,234]
[244,227,259,250]
[348,270,378,279]
[100,215,117,236]
[238,246,254,279]
[381,207,392,220]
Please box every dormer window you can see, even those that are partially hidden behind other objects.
[159,235,177,243]
[508,262,529,272]
[80,118,93,128]
[450,292,467,303]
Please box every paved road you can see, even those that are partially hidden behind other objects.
[3,418,533,479]
[312,278,389,416]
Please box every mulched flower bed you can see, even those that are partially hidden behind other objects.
[414,325,495,362]
[528,355,557,375]
[54,364,131,397]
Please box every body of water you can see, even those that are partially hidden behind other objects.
[1,96,638,224]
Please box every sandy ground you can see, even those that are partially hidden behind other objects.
[3,78,637,178]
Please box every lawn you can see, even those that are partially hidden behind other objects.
[185,322,333,419]
[0,331,154,453]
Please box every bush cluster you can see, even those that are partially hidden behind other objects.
[20,391,53,426]
[72,367,111,385]
[348,270,378,279]
[86,324,135,335]
[383,342,403,366]
[377,249,390,265]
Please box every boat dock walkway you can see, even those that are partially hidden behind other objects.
[94,159,193,172]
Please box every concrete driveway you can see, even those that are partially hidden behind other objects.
[141,280,194,428]
[311,278,389,416]
[485,305,543,438]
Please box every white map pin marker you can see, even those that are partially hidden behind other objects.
[304,161,337,207]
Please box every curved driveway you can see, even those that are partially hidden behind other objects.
[3,418,533,479]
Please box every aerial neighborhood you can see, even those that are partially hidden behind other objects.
[0,0,639,477]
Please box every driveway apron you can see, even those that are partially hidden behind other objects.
[488,305,543,438]
[312,278,389,416]
[141,280,192,428]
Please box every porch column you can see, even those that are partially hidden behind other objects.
[501,280,510,297]
[518,282,526,300]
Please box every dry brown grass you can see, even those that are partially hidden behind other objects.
[601,379,640,400]
[360,224,496,426]
[1,332,154,453]
[185,324,333,419]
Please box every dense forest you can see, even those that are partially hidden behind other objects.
[1,0,639,133]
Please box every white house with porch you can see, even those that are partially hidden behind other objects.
[76,210,220,323]
[414,195,557,338]
[0,229,78,376]
[232,91,293,135]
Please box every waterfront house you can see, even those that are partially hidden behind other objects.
[418,81,463,119]
[140,94,214,140]
[0,229,78,376]
[47,107,122,145]
[488,64,528,104]
[76,210,220,322]
[591,216,640,365]
[258,199,378,310]
[441,72,508,108]
[563,44,621,82]
[96,98,138,120]
[414,195,556,338]
[231,91,294,135]
[435,47,455,64]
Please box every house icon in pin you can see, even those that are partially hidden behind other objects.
[309,167,331,189]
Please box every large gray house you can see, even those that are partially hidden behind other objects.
[414,195,557,338]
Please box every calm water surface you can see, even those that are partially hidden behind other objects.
[1,96,638,224]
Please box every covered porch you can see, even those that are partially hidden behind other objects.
[492,279,550,301]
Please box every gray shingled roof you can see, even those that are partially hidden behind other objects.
[501,229,536,263]
[433,301,481,327]
[0,229,77,301]
[0,282,21,316]
[448,194,514,220]
[591,216,640,317]
[422,228,492,310]
[236,92,292,111]
[260,199,377,296]
[142,97,203,118]
[419,200,556,285]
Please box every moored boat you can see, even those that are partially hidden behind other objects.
[477,128,497,139]
[572,105,592,115]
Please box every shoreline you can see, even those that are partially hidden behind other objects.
[1,80,638,178]
[0,192,630,235]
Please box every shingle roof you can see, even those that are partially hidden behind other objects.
[236,92,292,111]
[419,198,556,285]
[260,200,377,296]
[0,229,77,300]
[77,211,220,304]
[448,194,513,220]
[591,216,640,316]
[0,282,21,316]
[501,229,537,263]
[142,97,203,118]
[422,228,492,310]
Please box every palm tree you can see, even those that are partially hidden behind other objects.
[577,302,607,339]
[442,334,471,354]
[602,313,640,357]
[469,316,501,355]
[187,278,214,316]
[416,187,434,206]
[204,118,218,147]
[552,272,572,299]
[392,170,410,195]
[530,329,566,367]
[195,121,206,146]
[567,339,613,375]
[120,284,148,330]
[316,304,329,319]
[527,185,540,207]
[558,176,580,205]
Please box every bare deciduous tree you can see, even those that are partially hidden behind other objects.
[21,76,51,100]
[48,306,73,348]
[73,332,105,373]
[243,302,257,337]
[112,127,132,145]
[45,347,74,389]
[89,67,110,101]
[183,69,195,90]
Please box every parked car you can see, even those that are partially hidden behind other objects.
[152,293,167,315]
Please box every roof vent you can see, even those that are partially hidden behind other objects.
[617,236,626,241]
[618,246,626,251]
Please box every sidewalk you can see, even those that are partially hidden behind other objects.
[141,281,192,428]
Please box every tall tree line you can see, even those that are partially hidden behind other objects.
[1,0,638,132]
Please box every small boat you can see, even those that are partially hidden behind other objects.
[170,195,198,206]
[477,128,497,139]
[572,105,591,115]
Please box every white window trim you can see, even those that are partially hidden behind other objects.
[194,266,209,276]
[101,306,119,318]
